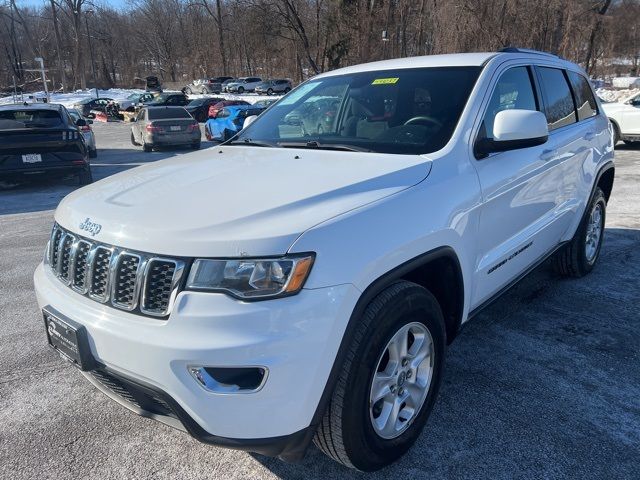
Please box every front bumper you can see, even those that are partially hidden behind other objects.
[34,263,359,453]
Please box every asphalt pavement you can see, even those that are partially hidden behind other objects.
[1,122,639,479]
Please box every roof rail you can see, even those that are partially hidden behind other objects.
[499,47,558,58]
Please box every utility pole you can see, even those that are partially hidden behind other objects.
[34,57,50,102]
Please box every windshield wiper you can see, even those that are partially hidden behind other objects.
[226,138,276,147]
[278,141,372,153]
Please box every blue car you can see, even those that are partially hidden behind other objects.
[204,105,265,141]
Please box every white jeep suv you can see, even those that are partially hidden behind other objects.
[34,48,614,471]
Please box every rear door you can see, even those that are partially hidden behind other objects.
[471,65,563,306]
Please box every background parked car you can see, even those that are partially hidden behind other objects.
[0,103,92,184]
[602,91,640,145]
[67,108,97,158]
[183,77,234,94]
[118,92,155,111]
[220,78,236,92]
[73,97,114,118]
[145,93,190,107]
[185,97,224,123]
[254,79,292,95]
[130,106,201,152]
[204,104,266,141]
[207,99,250,119]
[225,77,263,93]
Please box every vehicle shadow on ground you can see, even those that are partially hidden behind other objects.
[251,227,640,479]
[0,148,180,216]
[614,142,640,151]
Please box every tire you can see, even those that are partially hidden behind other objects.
[623,140,640,147]
[553,187,606,277]
[78,166,93,185]
[237,86,244,94]
[130,131,140,146]
[185,87,192,95]
[143,142,153,153]
[267,88,274,95]
[313,281,446,471]
[284,87,291,93]
[191,141,201,150]
[89,148,97,158]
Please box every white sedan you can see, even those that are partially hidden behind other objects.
[602,91,640,145]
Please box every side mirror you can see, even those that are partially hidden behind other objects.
[476,109,548,157]
[243,115,258,129]
[75,118,87,127]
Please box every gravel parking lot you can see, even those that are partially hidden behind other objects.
[1,122,639,479]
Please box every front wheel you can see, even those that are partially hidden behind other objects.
[237,86,244,94]
[553,187,606,277]
[314,281,446,471]
[267,88,274,95]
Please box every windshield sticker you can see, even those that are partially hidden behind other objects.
[371,77,399,85]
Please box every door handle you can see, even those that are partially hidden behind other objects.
[540,149,556,161]
[584,131,596,141]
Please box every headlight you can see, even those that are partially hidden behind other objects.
[185,254,314,300]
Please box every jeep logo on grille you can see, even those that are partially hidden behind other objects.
[79,218,102,236]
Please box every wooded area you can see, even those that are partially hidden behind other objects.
[1,0,639,92]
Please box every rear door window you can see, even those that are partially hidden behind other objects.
[567,71,598,121]
[537,67,577,130]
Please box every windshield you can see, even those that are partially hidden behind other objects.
[0,109,63,129]
[234,67,480,155]
[127,93,140,100]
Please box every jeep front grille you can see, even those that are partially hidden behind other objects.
[47,224,186,317]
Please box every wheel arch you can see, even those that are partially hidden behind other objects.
[308,246,464,430]
[597,162,615,203]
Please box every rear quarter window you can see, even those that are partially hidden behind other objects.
[568,71,598,121]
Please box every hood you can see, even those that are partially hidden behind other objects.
[55,147,432,257]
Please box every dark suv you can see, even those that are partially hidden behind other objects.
[0,103,91,184]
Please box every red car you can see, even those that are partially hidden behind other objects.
[208,100,250,119]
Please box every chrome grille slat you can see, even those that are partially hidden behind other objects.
[57,233,75,283]
[141,258,185,317]
[111,253,142,310]
[47,224,183,318]
[71,240,92,293]
[89,246,114,302]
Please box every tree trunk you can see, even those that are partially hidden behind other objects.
[50,0,66,92]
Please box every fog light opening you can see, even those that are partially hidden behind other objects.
[189,366,267,393]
